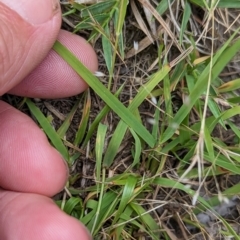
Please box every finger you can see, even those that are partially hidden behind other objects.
[0,190,91,240]
[0,0,61,95]
[0,101,68,196]
[8,30,98,99]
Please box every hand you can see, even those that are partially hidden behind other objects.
[0,0,98,239]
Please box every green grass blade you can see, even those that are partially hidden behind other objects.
[152,98,161,140]
[130,202,159,239]
[179,1,191,44]
[118,209,159,239]
[207,97,225,128]
[153,177,214,210]
[102,24,113,72]
[115,206,133,238]
[204,126,215,160]
[57,97,81,138]
[161,34,240,143]
[163,73,173,121]
[129,128,142,167]
[220,218,240,240]
[81,199,98,226]
[63,197,82,215]
[115,0,128,37]
[210,106,240,130]
[91,190,120,235]
[103,65,171,167]
[204,153,240,174]
[53,41,155,147]
[156,0,174,15]
[74,14,110,31]
[25,98,69,160]
[103,121,128,168]
[82,84,124,147]
[226,120,240,140]
[130,65,170,110]
[218,78,240,93]
[112,175,137,224]
[80,0,117,18]
[190,0,240,8]
[74,90,91,146]
[95,123,107,192]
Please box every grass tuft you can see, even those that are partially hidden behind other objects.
[23,0,240,239]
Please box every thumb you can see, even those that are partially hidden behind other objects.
[0,0,61,95]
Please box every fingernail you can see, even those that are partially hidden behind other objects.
[0,0,60,25]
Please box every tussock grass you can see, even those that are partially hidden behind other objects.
[25,0,240,239]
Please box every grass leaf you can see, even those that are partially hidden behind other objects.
[25,99,69,160]
[53,41,155,147]
[161,33,240,143]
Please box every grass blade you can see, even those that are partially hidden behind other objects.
[57,97,81,138]
[103,65,171,167]
[112,175,137,224]
[179,1,191,44]
[25,98,69,160]
[95,123,107,192]
[161,33,240,143]
[63,197,82,215]
[82,84,124,147]
[53,41,155,147]
[218,78,240,93]
[129,128,142,167]
[74,89,91,146]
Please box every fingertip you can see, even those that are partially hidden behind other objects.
[9,30,98,98]
[0,101,68,196]
[0,191,92,240]
[0,1,61,95]
[0,0,60,25]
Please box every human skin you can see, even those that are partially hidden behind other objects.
[0,0,98,239]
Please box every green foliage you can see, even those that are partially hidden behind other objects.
[50,0,240,239]
[53,41,156,148]
[25,99,69,161]
[189,0,240,8]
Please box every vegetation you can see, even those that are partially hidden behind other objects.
[25,0,240,239]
